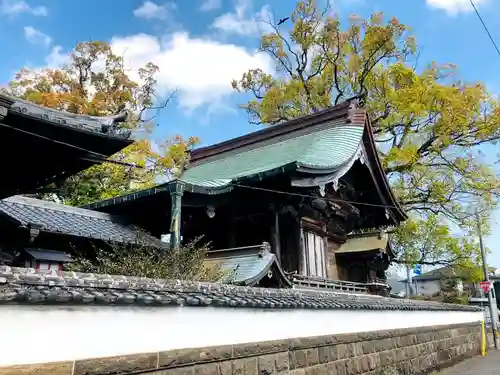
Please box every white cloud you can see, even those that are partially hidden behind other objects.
[200,0,221,11]
[212,0,272,36]
[426,0,488,15]
[45,45,70,67]
[0,0,47,16]
[133,1,176,21]
[24,26,52,47]
[109,32,273,110]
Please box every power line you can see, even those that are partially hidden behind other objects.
[230,183,399,210]
[469,0,500,58]
[230,183,482,220]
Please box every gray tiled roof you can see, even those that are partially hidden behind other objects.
[1,93,131,139]
[0,196,160,245]
[0,266,480,312]
[205,243,292,287]
[25,249,72,262]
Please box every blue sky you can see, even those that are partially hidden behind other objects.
[1,0,500,268]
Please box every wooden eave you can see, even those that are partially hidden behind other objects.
[361,112,407,223]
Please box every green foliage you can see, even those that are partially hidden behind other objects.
[233,0,500,267]
[8,41,199,206]
[442,294,468,305]
[67,236,224,282]
[410,295,427,301]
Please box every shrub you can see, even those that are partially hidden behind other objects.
[67,235,225,282]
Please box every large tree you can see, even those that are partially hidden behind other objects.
[8,41,198,206]
[232,1,500,268]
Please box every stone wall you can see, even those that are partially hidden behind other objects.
[0,322,482,375]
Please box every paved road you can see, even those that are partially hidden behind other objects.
[435,334,499,374]
[438,351,500,374]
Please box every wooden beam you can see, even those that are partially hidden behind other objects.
[272,211,282,264]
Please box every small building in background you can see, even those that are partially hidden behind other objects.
[387,277,407,298]
[19,248,72,272]
[403,266,465,298]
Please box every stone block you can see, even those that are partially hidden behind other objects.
[317,347,330,364]
[305,348,319,366]
[416,332,430,344]
[409,357,422,373]
[361,340,375,354]
[289,350,307,369]
[256,352,288,374]
[437,348,453,363]
[232,357,258,375]
[275,352,289,372]
[436,338,451,351]
[328,345,338,362]
[367,353,380,370]
[404,345,417,358]
[194,363,219,375]
[0,362,73,375]
[394,360,411,375]
[344,358,361,375]
[372,338,394,352]
[391,336,401,348]
[233,340,288,358]
[304,364,329,375]
[158,345,232,368]
[289,336,335,350]
[357,356,371,373]
[218,361,233,375]
[325,363,336,374]
[337,344,348,360]
[257,354,276,375]
[451,336,464,346]
[333,360,347,375]
[351,342,363,357]
[150,367,195,375]
[73,352,157,375]
[379,350,397,367]
[398,335,412,348]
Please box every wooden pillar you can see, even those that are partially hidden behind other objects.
[169,181,184,250]
[271,211,282,264]
[299,224,306,275]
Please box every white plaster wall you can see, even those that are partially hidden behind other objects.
[0,306,483,366]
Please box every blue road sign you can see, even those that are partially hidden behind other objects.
[413,264,422,276]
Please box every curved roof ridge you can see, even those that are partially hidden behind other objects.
[0,93,131,139]
[298,125,364,170]
[189,100,353,164]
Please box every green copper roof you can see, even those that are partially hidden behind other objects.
[204,244,292,287]
[181,123,364,188]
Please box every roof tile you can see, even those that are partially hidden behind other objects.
[0,196,159,245]
[205,244,291,286]
[181,123,364,188]
[0,266,480,312]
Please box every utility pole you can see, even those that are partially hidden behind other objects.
[476,209,500,349]
[406,265,412,299]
